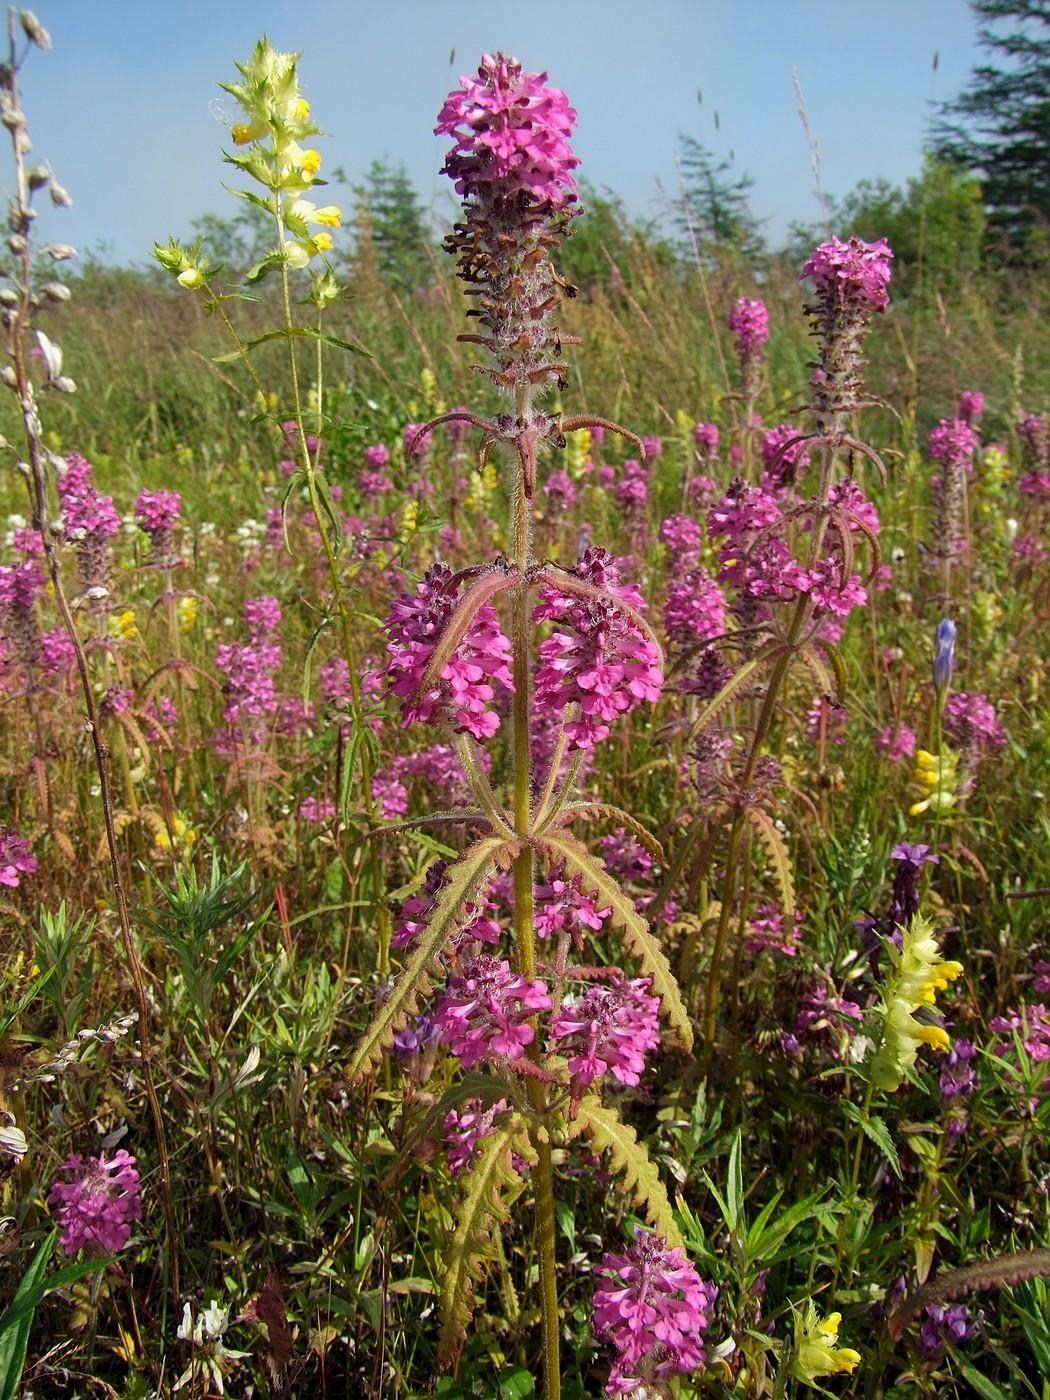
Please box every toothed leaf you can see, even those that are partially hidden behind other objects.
[566,1097,681,1246]
[438,1116,535,1367]
[538,831,692,1052]
[346,837,514,1083]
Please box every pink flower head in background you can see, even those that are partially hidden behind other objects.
[928,417,980,467]
[693,421,720,456]
[802,235,894,311]
[134,489,181,537]
[0,826,38,887]
[436,53,580,209]
[958,391,985,425]
[728,297,769,356]
[593,1228,718,1395]
[49,1150,142,1255]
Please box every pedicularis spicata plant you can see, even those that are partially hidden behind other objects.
[349,55,705,1396]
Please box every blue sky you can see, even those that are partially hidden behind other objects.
[19,0,983,265]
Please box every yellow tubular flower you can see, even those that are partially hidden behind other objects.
[790,1303,861,1385]
[871,914,963,1091]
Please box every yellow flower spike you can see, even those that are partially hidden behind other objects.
[177,596,197,632]
[871,914,962,1091]
[109,610,138,642]
[791,1302,861,1385]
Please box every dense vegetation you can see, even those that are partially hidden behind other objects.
[2,16,1050,1400]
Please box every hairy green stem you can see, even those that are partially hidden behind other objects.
[509,442,560,1397]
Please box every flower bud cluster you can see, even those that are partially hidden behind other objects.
[436,54,581,397]
[802,235,893,420]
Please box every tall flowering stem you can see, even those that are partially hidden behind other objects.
[0,16,180,1303]
[348,56,694,1396]
[698,237,893,1069]
[436,56,582,1392]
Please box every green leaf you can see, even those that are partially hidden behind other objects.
[498,1367,536,1398]
[949,1358,1013,1400]
[726,1131,743,1232]
[687,651,776,742]
[566,1097,681,1246]
[346,838,515,1082]
[439,1118,533,1367]
[0,1232,113,1400]
[842,1104,902,1180]
[745,806,795,923]
[537,832,692,1053]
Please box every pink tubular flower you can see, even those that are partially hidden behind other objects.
[550,976,661,1092]
[533,862,611,943]
[383,563,514,742]
[593,1229,718,1395]
[0,826,38,887]
[534,597,663,751]
[48,1150,142,1255]
[436,53,579,209]
[928,417,979,468]
[444,1097,510,1177]
[802,236,893,312]
[728,297,769,356]
[435,954,552,1068]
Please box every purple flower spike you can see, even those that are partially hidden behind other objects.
[728,297,769,357]
[435,954,552,1068]
[802,236,893,312]
[593,1228,718,1394]
[550,976,662,1093]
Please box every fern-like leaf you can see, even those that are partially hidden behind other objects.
[566,1096,682,1247]
[439,1116,534,1367]
[745,806,795,923]
[538,831,692,1053]
[346,837,514,1083]
[687,651,777,742]
[549,803,665,862]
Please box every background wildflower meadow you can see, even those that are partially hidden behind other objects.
[2,6,1050,1398]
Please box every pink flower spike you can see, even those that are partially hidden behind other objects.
[436,53,579,209]
[435,954,552,1068]
[593,1229,718,1394]
[802,235,893,311]
[48,1150,143,1255]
